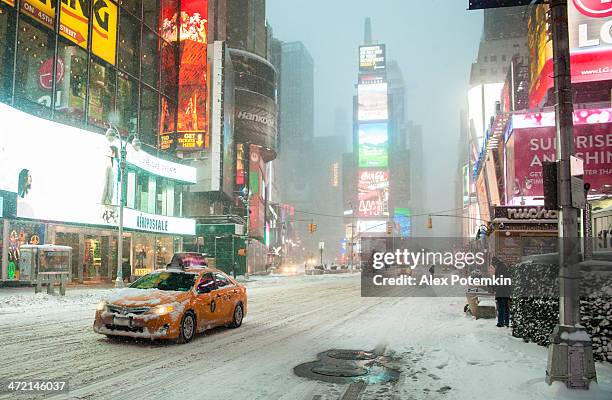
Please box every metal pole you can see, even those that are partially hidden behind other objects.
[245,193,250,280]
[116,143,126,288]
[545,0,596,389]
[232,235,236,278]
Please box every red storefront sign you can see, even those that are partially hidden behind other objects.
[509,122,612,197]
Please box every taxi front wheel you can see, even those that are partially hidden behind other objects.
[177,311,196,344]
[229,304,244,328]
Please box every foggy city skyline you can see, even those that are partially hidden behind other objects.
[267,0,484,235]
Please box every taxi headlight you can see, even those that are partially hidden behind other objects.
[96,300,108,312]
[151,305,175,315]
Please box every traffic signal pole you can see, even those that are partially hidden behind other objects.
[545,0,596,389]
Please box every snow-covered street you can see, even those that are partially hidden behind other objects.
[1,274,611,400]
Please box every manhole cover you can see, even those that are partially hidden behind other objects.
[327,350,377,361]
[294,348,401,384]
[311,364,368,378]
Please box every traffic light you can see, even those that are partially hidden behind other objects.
[308,223,317,234]
[238,248,247,256]
[426,216,433,229]
[386,221,393,235]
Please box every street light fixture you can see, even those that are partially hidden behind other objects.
[105,123,141,288]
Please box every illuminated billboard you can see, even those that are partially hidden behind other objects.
[171,0,209,151]
[18,0,117,63]
[507,109,612,198]
[0,103,196,234]
[394,207,412,238]
[359,45,386,73]
[358,123,388,168]
[529,1,612,107]
[357,170,390,218]
[249,145,265,239]
[358,83,388,121]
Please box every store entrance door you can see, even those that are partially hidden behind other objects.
[84,236,103,281]
[54,232,79,281]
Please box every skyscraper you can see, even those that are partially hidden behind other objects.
[276,41,315,210]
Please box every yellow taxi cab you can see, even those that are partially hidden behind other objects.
[93,263,247,344]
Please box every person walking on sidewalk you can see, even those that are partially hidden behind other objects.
[428,264,435,278]
[492,257,512,328]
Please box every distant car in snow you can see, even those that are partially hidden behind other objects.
[93,266,247,344]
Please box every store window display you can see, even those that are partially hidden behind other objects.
[133,234,154,277]
[7,221,45,281]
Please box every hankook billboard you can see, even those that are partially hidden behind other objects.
[234,89,278,158]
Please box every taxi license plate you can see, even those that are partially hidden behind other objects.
[113,316,131,327]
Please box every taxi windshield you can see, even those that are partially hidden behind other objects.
[129,272,197,292]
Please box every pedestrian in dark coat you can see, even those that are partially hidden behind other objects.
[493,257,512,328]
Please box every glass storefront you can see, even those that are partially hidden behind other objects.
[0,0,180,148]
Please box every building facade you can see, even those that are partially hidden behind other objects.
[0,1,200,283]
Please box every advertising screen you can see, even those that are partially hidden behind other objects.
[0,103,196,234]
[91,0,118,65]
[529,1,612,107]
[510,122,612,197]
[476,173,490,222]
[175,0,209,150]
[509,109,612,198]
[394,207,412,238]
[235,89,278,154]
[359,45,386,72]
[358,83,388,121]
[358,123,389,168]
[249,146,265,239]
[357,170,389,218]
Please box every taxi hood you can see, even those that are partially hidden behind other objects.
[106,288,189,307]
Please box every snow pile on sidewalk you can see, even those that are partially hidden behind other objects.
[0,289,113,310]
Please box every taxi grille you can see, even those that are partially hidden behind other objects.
[108,305,151,315]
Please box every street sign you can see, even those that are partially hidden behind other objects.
[468,0,542,10]
[318,242,325,250]
[176,132,206,150]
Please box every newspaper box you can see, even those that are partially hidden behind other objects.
[19,245,71,296]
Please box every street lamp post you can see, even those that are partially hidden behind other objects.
[545,0,596,388]
[106,124,141,288]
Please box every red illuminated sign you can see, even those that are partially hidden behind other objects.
[529,2,612,107]
[357,170,389,218]
[163,0,209,151]
[38,58,64,90]
[573,0,612,18]
[509,123,612,197]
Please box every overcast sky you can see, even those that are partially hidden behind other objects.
[267,0,483,236]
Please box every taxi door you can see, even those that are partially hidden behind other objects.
[214,272,237,324]
[194,272,221,331]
